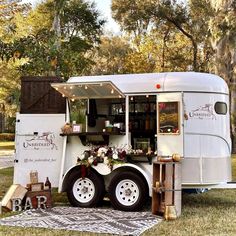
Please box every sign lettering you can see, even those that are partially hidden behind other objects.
[23,132,58,150]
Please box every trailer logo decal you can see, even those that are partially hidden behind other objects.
[189,104,216,120]
[23,132,58,150]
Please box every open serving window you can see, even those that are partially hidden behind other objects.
[52,81,126,145]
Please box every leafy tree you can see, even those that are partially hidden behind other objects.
[209,0,236,149]
[0,0,30,129]
[112,0,214,72]
[0,0,105,129]
[111,0,153,38]
[124,28,193,73]
[88,35,131,75]
[1,0,105,79]
[0,0,30,42]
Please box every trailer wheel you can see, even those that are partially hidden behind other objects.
[67,170,105,207]
[109,172,148,211]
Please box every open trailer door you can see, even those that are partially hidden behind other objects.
[14,113,65,187]
[157,93,184,157]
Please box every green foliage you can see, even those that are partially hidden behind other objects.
[112,0,214,72]
[0,0,31,43]
[0,0,105,79]
[9,0,105,79]
[124,29,193,73]
[88,35,131,75]
[112,0,152,36]
[0,0,105,123]
[70,100,86,124]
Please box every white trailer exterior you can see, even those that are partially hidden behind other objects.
[14,72,231,211]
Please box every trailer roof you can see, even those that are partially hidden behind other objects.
[52,72,228,99]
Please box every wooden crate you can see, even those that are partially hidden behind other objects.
[1,184,28,211]
[20,76,66,114]
[152,161,182,217]
[26,190,52,209]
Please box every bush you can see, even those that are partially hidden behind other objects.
[0,133,15,141]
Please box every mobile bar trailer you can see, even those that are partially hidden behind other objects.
[13,72,232,212]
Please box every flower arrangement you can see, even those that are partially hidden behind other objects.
[77,145,127,170]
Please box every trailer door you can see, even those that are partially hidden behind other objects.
[157,93,183,157]
[14,113,65,187]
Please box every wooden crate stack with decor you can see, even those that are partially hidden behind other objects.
[26,171,52,209]
[152,161,182,219]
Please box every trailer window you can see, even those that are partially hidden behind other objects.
[215,102,227,115]
[159,102,179,134]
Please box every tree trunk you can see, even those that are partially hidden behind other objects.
[213,35,236,152]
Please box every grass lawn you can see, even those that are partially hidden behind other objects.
[1,157,236,235]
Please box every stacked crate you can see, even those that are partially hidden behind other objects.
[152,161,182,218]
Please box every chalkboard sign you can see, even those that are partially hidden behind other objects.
[158,102,179,134]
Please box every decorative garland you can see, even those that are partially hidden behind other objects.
[77,146,127,170]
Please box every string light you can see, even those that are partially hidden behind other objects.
[111,89,114,94]
[85,86,88,90]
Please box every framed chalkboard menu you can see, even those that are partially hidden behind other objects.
[158,102,179,134]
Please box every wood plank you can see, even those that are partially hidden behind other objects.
[1,184,27,210]
[152,161,182,218]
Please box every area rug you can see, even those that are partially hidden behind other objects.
[0,207,162,235]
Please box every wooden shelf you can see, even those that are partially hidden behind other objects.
[60,131,125,136]
[60,131,125,145]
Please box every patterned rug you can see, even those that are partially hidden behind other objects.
[0,207,162,235]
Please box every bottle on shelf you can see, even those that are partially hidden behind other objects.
[45,177,51,190]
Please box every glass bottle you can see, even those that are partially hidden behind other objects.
[45,177,51,190]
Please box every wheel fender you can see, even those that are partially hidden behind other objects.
[61,165,101,192]
[60,165,80,192]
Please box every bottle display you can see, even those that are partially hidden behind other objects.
[45,177,51,190]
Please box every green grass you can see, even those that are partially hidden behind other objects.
[1,158,236,235]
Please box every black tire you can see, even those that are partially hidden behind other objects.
[66,169,105,207]
[109,171,148,211]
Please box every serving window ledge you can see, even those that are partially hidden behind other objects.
[60,131,125,145]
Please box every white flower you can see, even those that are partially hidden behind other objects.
[80,153,85,160]
[88,156,94,164]
[98,147,108,155]
[112,153,119,160]
[104,156,109,165]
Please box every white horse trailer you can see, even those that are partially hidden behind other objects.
[14,72,232,211]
